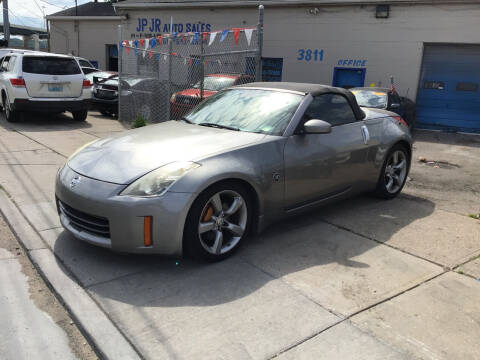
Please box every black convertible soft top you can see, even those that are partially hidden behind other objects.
[238,82,364,120]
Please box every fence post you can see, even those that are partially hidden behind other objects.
[200,33,205,100]
[167,37,173,120]
[117,24,122,121]
[256,4,264,82]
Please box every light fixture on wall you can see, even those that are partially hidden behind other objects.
[375,5,390,19]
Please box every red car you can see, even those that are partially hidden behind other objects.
[170,73,254,118]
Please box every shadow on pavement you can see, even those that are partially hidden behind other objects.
[52,194,436,308]
[0,112,93,131]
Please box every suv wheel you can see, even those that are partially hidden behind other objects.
[72,110,88,122]
[4,98,19,123]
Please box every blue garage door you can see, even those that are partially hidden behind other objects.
[333,68,366,89]
[416,44,480,133]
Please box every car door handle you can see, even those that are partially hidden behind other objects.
[361,125,370,145]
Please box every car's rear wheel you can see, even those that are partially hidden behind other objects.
[374,144,409,199]
[72,110,88,122]
[3,96,19,123]
[184,182,253,261]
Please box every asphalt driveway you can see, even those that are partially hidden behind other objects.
[0,112,479,359]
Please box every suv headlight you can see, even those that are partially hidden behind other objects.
[120,161,200,197]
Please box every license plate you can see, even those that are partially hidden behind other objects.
[48,84,63,92]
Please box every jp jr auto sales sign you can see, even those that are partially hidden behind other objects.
[135,17,212,37]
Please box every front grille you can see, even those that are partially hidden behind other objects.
[58,200,110,238]
[175,95,201,106]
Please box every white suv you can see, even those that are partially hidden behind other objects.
[0,51,91,122]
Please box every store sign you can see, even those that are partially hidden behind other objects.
[136,18,212,34]
[337,59,367,67]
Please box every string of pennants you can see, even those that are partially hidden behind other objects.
[120,27,256,65]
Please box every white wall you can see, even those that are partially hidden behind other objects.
[49,19,120,70]
[50,3,480,99]
[119,3,480,99]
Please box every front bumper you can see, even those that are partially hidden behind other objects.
[13,99,90,113]
[91,96,118,113]
[55,165,195,255]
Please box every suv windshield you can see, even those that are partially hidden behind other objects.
[184,89,303,135]
[351,89,388,108]
[22,57,81,75]
[193,76,236,91]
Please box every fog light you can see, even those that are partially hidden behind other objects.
[144,216,152,247]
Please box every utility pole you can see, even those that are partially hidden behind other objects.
[2,0,10,46]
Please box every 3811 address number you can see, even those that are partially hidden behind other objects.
[297,49,324,61]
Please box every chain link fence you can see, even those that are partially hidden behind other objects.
[117,8,264,124]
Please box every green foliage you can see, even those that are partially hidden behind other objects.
[131,114,148,129]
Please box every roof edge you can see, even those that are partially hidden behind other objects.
[114,0,480,9]
[46,15,125,20]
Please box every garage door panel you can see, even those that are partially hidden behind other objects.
[417,44,480,132]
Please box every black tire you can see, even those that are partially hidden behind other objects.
[183,182,253,262]
[4,97,19,123]
[72,110,88,122]
[374,144,410,199]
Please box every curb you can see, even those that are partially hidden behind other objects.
[0,189,142,360]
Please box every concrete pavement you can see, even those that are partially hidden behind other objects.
[0,111,479,359]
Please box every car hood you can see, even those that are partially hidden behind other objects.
[68,121,266,184]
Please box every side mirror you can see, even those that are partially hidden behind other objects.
[303,119,332,134]
[391,103,401,109]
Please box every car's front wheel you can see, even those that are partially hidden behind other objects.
[72,110,88,122]
[374,144,410,199]
[184,182,253,261]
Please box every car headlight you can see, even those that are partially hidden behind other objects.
[170,93,177,102]
[120,161,200,197]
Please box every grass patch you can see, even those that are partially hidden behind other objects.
[131,114,148,129]
[468,213,480,220]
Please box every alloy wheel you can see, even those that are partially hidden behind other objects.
[384,150,407,194]
[198,190,248,255]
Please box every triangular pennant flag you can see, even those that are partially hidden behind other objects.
[193,32,199,44]
[126,47,130,54]
[220,29,229,42]
[142,50,146,59]
[139,38,145,47]
[133,40,139,48]
[163,55,167,61]
[208,32,217,46]
[184,58,187,65]
[202,32,208,41]
[150,38,156,48]
[189,58,193,67]
[233,28,240,45]
[244,28,254,46]
[144,38,149,51]
[128,40,133,47]
[172,32,177,39]
[157,35,162,45]
[121,40,127,47]
[148,51,153,59]
[156,53,161,60]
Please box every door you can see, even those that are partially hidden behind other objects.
[284,93,370,210]
[333,68,366,89]
[416,44,480,132]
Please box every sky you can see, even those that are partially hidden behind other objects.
[6,0,92,29]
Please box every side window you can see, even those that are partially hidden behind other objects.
[303,94,357,127]
[1,56,10,72]
[7,56,16,72]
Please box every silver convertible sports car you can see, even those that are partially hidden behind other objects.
[56,82,412,261]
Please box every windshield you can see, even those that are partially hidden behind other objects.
[352,90,388,108]
[193,76,236,91]
[22,56,81,75]
[184,89,303,135]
